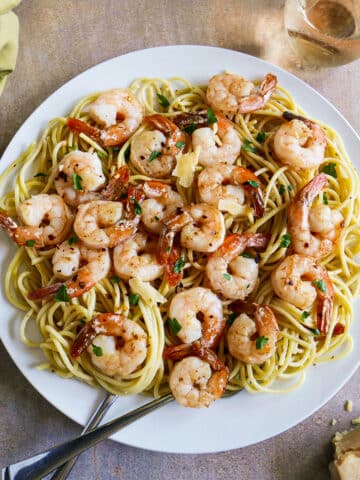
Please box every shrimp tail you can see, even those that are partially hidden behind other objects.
[191,341,228,372]
[233,166,264,217]
[317,295,334,335]
[298,173,328,205]
[244,232,270,249]
[237,73,277,114]
[230,299,258,316]
[145,114,185,155]
[163,343,194,360]
[70,321,97,359]
[0,210,18,241]
[101,165,130,201]
[28,282,63,301]
[67,118,101,143]
[172,111,209,130]
[143,181,169,198]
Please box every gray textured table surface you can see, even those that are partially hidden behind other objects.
[1,1,359,479]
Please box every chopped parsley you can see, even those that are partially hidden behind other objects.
[313,279,326,292]
[242,139,258,153]
[92,344,103,357]
[129,293,140,306]
[301,311,310,321]
[240,252,253,258]
[175,141,185,149]
[111,275,120,284]
[227,312,238,325]
[309,327,321,336]
[79,319,86,324]
[148,150,162,162]
[280,233,291,248]
[223,273,232,281]
[288,184,294,191]
[97,150,107,160]
[72,173,83,191]
[279,184,286,195]
[54,285,70,302]
[173,257,185,274]
[323,193,329,205]
[132,198,142,215]
[168,317,182,335]
[68,236,78,246]
[256,336,269,350]
[207,108,217,125]
[184,123,196,135]
[157,93,170,108]
[34,172,47,178]
[112,146,121,153]
[256,131,266,143]
[246,179,259,188]
[322,163,337,178]
[154,215,160,221]
[25,240,36,247]
[166,246,171,253]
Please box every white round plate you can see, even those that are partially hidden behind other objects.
[0,46,359,454]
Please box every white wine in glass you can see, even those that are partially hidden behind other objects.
[284,0,360,67]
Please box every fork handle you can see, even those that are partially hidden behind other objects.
[49,392,118,480]
[2,394,173,480]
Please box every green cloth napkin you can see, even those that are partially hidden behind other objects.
[0,0,21,95]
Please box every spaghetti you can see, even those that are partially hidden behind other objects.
[1,75,359,400]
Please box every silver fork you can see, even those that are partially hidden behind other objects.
[1,389,240,480]
[49,392,118,480]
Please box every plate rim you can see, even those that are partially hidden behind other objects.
[1,44,359,454]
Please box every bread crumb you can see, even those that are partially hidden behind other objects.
[351,417,360,425]
[330,418,337,426]
[345,400,353,412]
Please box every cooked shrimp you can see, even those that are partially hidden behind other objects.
[206,72,277,115]
[130,115,185,178]
[192,113,241,166]
[70,313,147,377]
[67,89,144,147]
[227,301,279,365]
[29,243,111,301]
[141,181,184,234]
[179,203,226,253]
[54,150,106,206]
[74,200,136,249]
[288,173,343,258]
[273,112,327,170]
[271,254,334,334]
[166,287,225,348]
[198,164,264,217]
[167,341,229,408]
[113,232,164,282]
[206,233,269,300]
[0,194,73,248]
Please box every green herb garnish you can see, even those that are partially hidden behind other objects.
[322,163,337,178]
[168,317,182,335]
[279,184,286,195]
[68,236,78,246]
[72,173,83,191]
[323,193,329,205]
[175,141,185,149]
[25,240,36,247]
[157,93,170,108]
[166,246,171,253]
[92,344,103,357]
[227,312,238,325]
[242,139,258,153]
[129,293,140,306]
[112,146,121,153]
[309,328,321,336]
[256,132,266,143]
[148,150,162,162]
[154,215,160,221]
[97,150,107,160]
[111,276,120,284]
[207,108,217,125]
[132,198,142,215]
[54,285,70,302]
[301,311,310,321]
[280,234,291,248]
[223,273,231,280]
[256,336,269,350]
[240,252,253,258]
[288,184,294,191]
[184,123,196,135]
[34,172,47,178]
[79,319,86,324]
[173,257,185,274]
[246,179,259,188]
[313,279,326,292]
